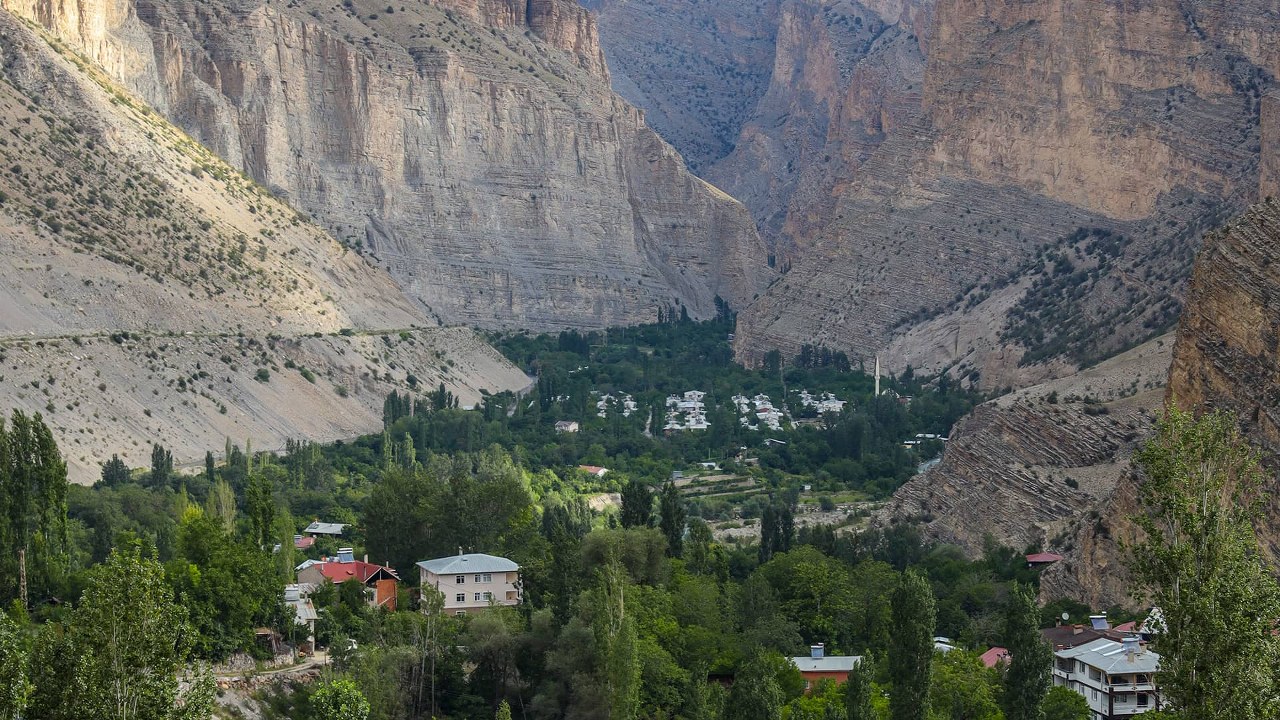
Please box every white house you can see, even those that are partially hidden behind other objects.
[554,421,579,433]
[1053,637,1161,718]
[417,552,521,616]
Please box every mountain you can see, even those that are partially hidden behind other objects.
[2,0,773,332]
[1040,196,1280,607]
[591,0,1274,388]
[882,334,1171,561]
[0,11,529,483]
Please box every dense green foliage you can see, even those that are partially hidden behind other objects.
[1002,584,1051,720]
[1131,409,1280,720]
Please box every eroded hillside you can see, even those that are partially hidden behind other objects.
[0,13,529,483]
[2,0,773,332]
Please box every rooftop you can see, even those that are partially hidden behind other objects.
[417,552,519,576]
[980,647,1011,668]
[790,655,860,673]
[312,559,400,584]
[304,521,348,536]
[1056,638,1160,675]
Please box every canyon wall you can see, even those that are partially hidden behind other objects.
[0,12,529,482]
[696,0,1272,383]
[2,0,773,332]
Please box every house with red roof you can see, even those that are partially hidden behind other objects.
[1026,552,1064,568]
[980,647,1011,668]
[297,548,400,610]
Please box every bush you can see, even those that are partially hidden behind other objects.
[254,369,270,383]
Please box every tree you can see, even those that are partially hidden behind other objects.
[0,608,31,720]
[1003,583,1051,720]
[204,477,237,534]
[1131,409,1280,720]
[29,543,214,720]
[888,570,934,720]
[150,443,173,489]
[658,482,686,557]
[0,410,68,605]
[99,454,130,487]
[495,699,513,720]
[620,478,652,528]
[845,657,874,720]
[724,651,783,720]
[244,472,276,548]
[312,677,371,720]
[1040,686,1090,720]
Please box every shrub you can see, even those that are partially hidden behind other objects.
[254,369,270,383]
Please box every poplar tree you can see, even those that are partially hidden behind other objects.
[620,479,652,528]
[658,482,686,557]
[149,443,173,489]
[0,410,68,605]
[0,608,30,720]
[1003,583,1051,720]
[845,657,875,720]
[889,570,935,720]
[1130,408,1280,720]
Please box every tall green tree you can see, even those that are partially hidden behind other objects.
[1003,583,1051,720]
[1130,408,1280,720]
[845,657,874,720]
[723,651,783,720]
[620,479,652,528]
[595,559,640,720]
[0,608,30,720]
[149,443,173,489]
[244,472,276,548]
[888,570,934,720]
[0,410,68,605]
[204,477,237,534]
[658,482,686,557]
[29,543,214,720]
[99,454,130,488]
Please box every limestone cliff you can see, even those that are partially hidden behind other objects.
[2,0,773,332]
[584,0,781,172]
[1044,200,1280,608]
[0,12,529,483]
[716,0,1271,382]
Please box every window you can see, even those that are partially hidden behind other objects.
[1138,694,1149,707]
[455,593,465,603]
[483,591,492,601]
[455,610,466,616]
[474,574,482,583]
[474,592,482,602]
[482,573,492,583]
[456,574,465,584]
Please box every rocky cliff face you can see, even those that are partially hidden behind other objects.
[1043,200,1280,608]
[3,0,772,332]
[710,0,1272,383]
[0,12,529,482]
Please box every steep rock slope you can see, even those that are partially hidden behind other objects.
[1040,199,1280,608]
[884,335,1172,559]
[583,0,781,172]
[726,0,1272,382]
[3,0,773,331]
[0,14,528,483]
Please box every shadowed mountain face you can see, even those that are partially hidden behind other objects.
[3,0,773,333]
[592,0,1277,389]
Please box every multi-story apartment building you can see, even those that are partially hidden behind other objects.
[416,552,521,615]
[1053,637,1160,719]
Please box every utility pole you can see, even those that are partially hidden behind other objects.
[874,356,881,397]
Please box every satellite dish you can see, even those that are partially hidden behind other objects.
[1062,612,1070,621]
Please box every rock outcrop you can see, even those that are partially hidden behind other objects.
[1044,200,1280,608]
[702,0,1271,382]
[884,335,1172,571]
[2,0,773,332]
[0,13,529,483]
